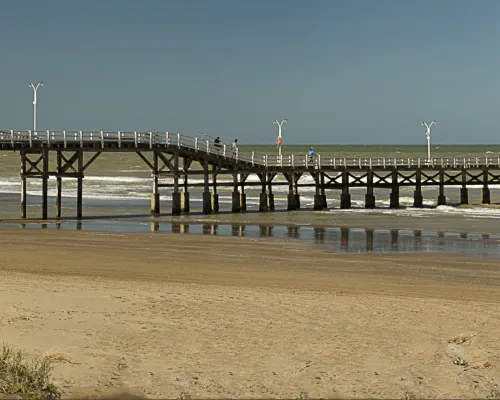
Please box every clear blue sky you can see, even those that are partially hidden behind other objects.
[1,0,499,144]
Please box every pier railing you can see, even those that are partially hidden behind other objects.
[1,130,499,169]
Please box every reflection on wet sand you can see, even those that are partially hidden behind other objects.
[13,220,500,258]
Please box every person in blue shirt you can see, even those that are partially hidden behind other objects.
[308,147,316,162]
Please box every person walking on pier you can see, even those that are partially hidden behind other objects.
[232,138,238,156]
[308,147,316,163]
[214,136,222,152]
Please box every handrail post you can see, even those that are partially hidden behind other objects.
[369,158,372,169]
[177,133,181,148]
[79,130,83,148]
[236,147,239,160]
[292,154,295,167]
[102,130,106,148]
[251,151,255,166]
[117,131,121,148]
[28,130,32,147]
[223,144,226,157]
[149,132,152,149]
[63,130,67,148]
[305,154,309,168]
[10,130,14,146]
[46,130,50,147]
[418,158,421,168]
[383,158,386,168]
[359,158,361,169]
[133,131,137,148]
[265,154,268,167]
[195,137,198,151]
[206,140,209,153]
[333,158,336,168]
[166,132,169,145]
[317,153,321,168]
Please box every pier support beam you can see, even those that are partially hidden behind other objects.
[287,172,298,211]
[482,169,491,204]
[56,151,62,218]
[172,151,181,215]
[390,170,399,208]
[240,173,247,211]
[437,168,446,206]
[259,173,268,212]
[41,148,49,220]
[203,158,212,214]
[341,171,351,209]
[182,164,190,213]
[77,151,84,219]
[413,170,423,207]
[212,165,219,213]
[231,171,241,213]
[20,152,27,219]
[314,172,326,210]
[320,172,327,209]
[460,169,468,205]
[267,173,275,211]
[365,170,375,209]
[151,151,160,216]
[460,188,468,205]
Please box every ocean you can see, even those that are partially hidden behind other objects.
[1,144,500,257]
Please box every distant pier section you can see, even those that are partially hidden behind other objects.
[0,129,499,219]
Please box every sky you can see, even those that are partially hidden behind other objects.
[0,0,499,145]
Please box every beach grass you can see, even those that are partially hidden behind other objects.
[0,344,60,399]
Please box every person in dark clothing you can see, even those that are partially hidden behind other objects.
[214,136,221,152]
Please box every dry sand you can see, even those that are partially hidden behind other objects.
[0,227,500,399]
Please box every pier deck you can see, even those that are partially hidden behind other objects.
[1,130,499,219]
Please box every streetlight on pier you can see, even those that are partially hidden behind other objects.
[29,82,44,133]
[421,120,436,160]
[273,119,287,157]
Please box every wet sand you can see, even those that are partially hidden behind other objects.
[0,227,499,399]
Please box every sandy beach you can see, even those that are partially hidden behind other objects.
[1,227,500,399]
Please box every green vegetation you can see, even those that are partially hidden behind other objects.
[0,345,61,399]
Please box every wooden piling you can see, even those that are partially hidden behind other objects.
[42,148,49,220]
[341,171,351,209]
[20,151,27,219]
[77,151,84,219]
[365,170,375,208]
[267,173,275,211]
[437,168,446,206]
[172,151,181,215]
[212,164,219,212]
[232,170,241,213]
[413,169,423,207]
[482,169,491,204]
[389,170,399,208]
[56,151,62,218]
[287,173,297,211]
[259,173,268,212]
[151,151,160,216]
[460,169,468,205]
[202,158,212,214]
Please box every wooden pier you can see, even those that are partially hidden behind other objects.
[1,129,499,219]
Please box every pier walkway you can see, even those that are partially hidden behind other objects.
[1,129,499,219]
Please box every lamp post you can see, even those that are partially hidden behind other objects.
[29,82,44,133]
[421,120,436,160]
[273,119,287,157]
